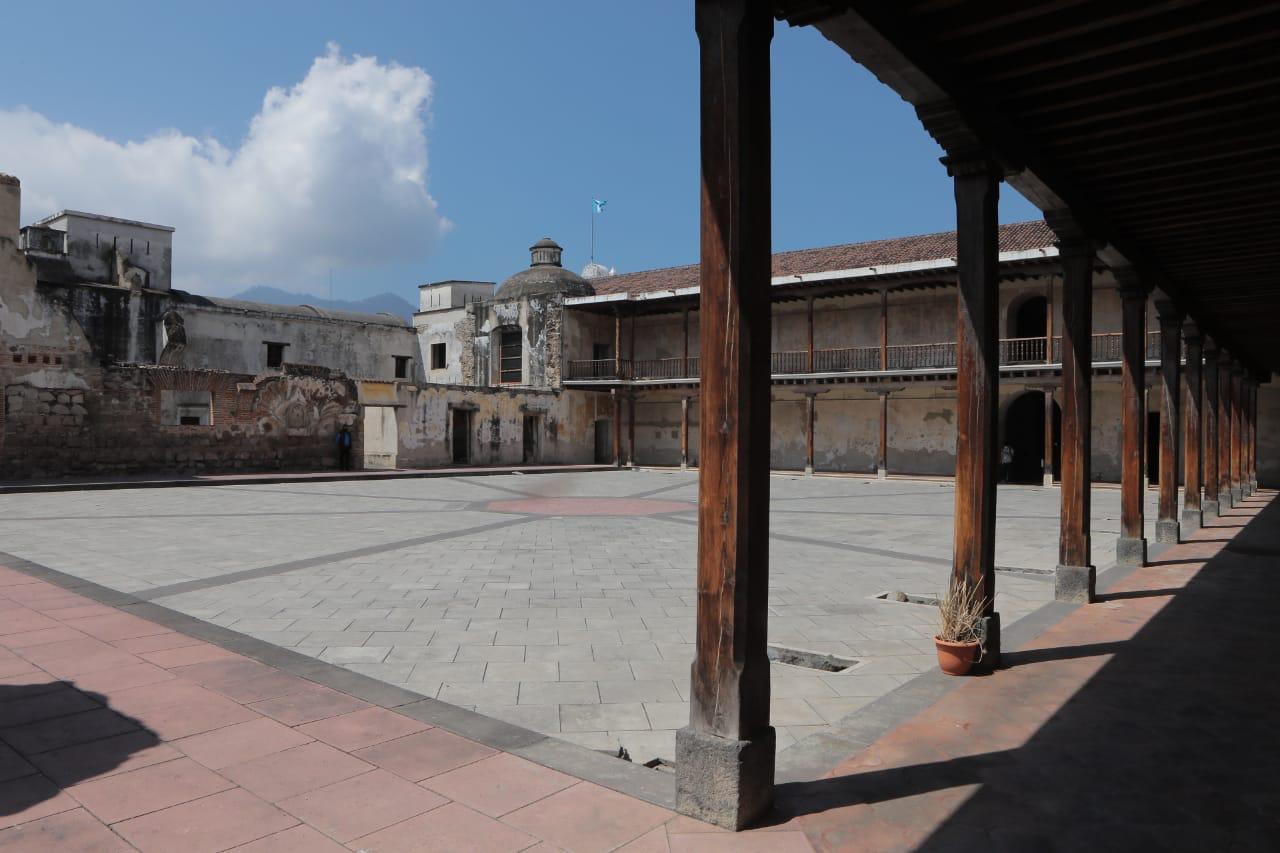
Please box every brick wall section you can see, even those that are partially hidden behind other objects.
[456,310,477,386]
[0,363,360,479]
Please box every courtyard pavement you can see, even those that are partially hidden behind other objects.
[0,470,1159,765]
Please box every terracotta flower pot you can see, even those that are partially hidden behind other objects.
[934,636,980,676]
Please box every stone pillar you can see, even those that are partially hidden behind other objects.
[944,151,1003,668]
[1117,275,1149,566]
[1181,322,1203,532]
[1155,301,1183,544]
[1043,388,1055,487]
[612,390,623,468]
[676,0,774,830]
[628,392,637,468]
[1230,364,1243,506]
[681,396,691,470]
[877,390,889,479]
[804,393,816,477]
[1218,353,1232,510]
[1048,215,1095,602]
[1202,341,1220,519]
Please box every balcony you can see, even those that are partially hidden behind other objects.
[566,331,1162,382]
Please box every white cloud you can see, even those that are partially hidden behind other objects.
[0,44,449,294]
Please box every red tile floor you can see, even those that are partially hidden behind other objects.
[1,491,1275,851]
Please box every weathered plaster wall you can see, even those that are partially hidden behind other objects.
[814,394,880,473]
[415,305,471,385]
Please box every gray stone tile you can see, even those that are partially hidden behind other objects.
[560,703,650,733]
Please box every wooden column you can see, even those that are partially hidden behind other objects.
[1048,216,1094,601]
[1181,322,1203,532]
[680,396,690,469]
[1155,301,1183,544]
[1249,380,1258,492]
[676,0,774,830]
[614,308,623,379]
[1230,364,1243,506]
[944,151,1002,667]
[1044,278,1055,365]
[1042,389,1055,487]
[612,389,623,468]
[806,297,815,372]
[1116,276,1149,566]
[1218,352,1232,510]
[804,393,815,476]
[879,289,888,370]
[682,307,691,378]
[1202,341,1220,518]
[627,392,636,468]
[877,390,889,478]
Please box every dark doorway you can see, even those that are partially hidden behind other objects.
[1011,295,1048,338]
[522,415,540,463]
[1147,411,1161,485]
[594,419,612,464]
[451,409,471,464]
[1003,391,1061,484]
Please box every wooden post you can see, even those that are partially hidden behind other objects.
[683,307,691,378]
[1249,380,1258,492]
[1181,322,1203,532]
[612,389,622,468]
[1230,363,1243,506]
[628,392,636,468]
[1116,275,1149,567]
[806,297,815,373]
[1202,341,1220,518]
[804,393,815,476]
[1048,215,1094,601]
[1218,352,1232,510]
[1155,301,1183,544]
[676,0,774,830]
[879,289,888,370]
[681,395,690,469]
[614,308,623,379]
[877,391,889,478]
[1045,278,1055,365]
[944,151,1002,667]
[1042,389,1055,487]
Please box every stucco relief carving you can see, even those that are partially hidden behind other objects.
[159,310,187,366]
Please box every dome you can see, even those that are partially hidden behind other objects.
[495,237,595,301]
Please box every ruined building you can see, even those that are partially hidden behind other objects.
[1,172,1274,484]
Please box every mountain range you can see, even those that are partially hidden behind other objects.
[231,286,418,322]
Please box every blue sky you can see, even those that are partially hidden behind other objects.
[0,1,1038,301]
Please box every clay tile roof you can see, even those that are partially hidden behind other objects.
[588,220,1054,297]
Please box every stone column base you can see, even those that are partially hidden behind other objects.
[974,612,1001,671]
[1155,519,1180,544]
[1180,508,1202,533]
[1054,564,1096,603]
[1043,473,1054,488]
[1116,536,1147,567]
[1203,498,1219,519]
[876,466,887,480]
[1231,486,1243,506]
[804,465,813,478]
[675,726,776,831]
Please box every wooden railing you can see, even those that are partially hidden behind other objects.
[565,331,1166,381]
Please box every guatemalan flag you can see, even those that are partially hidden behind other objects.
[592,198,608,213]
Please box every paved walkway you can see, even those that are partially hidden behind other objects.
[0,472,1158,765]
[0,490,1270,849]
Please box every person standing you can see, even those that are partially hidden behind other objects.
[1001,443,1014,483]
[336,425,353,471]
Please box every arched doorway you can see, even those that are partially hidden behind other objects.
[1003,391,1061,484]
[1010,295,1048,339]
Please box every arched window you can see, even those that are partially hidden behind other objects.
[499,327,522,384]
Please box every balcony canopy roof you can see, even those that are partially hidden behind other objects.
[773,0,1280,377]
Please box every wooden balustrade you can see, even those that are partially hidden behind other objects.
[813,346,880,372]
[771,351,808,374]
[887,342,957,370]
[999,336,1047,364]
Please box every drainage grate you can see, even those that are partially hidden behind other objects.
[873,591,940,606]
[767,644,858,673]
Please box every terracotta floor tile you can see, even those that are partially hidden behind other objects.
[168,657,276,689]
[15,637,116,666]
[223,823,348,852]
[69,662,176,694]
[113,788,296,853]
[421,752,577,817]
[220,740,373,802]
[139,644,240,669]
[616,826,672,852]
[277,769,447,842]
[0,615,62,637]
[296,706,429,751]
[0,670,61,695]
[668,831,815,852]
[0,707,141,755]
[0,660,39,680]
[247,685,371,725]
[111,632,206,655]
[353,728,496,782]
[67,756,233,824]
[351,801,537,853]
[502,783,674,853]
[41,649,145,679]
[0,685,102,728]
[28,729,179,787]
[63,613,171,642]
[106,679,230,715]
[0,743,35,784]
[176,716,313,770]
[0,626,88,649]
[126,692,260,741]
[0,807,131,852]
[208,670,314,704]
[0,774,78,830]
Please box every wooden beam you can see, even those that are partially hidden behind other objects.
[1202,341,1221,518]
[945,150,1002,666]
[1155,301,1183,544]
[1181,321,1203,532]
[676,0,774,831]
[1117,275,1148,567]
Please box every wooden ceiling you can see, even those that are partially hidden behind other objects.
[775,0,1280,376]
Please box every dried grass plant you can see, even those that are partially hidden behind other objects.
[936,582,987,644]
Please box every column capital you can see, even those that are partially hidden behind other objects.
[1202,335,1218,357]
[916,100,1010,179]
[1181,319,1202,344]
[1153,298,1184,325]
[1230,361,1245,376]
[1044,210,1101,256]
[1112,266,1151,300]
